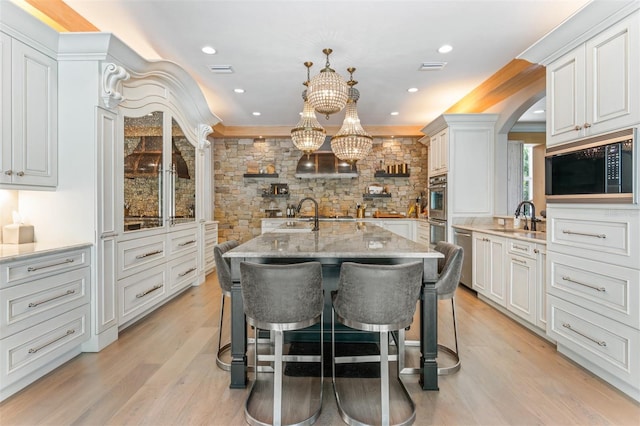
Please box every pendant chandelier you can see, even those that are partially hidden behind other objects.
[330,68,372,164]
[306,48,349,119]
[291,62,326,156]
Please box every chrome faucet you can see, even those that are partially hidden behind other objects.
[515,201,538,231]
[297,197,319,231]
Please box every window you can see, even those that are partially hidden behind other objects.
[522,144,534,201]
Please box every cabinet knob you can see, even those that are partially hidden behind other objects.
[16,171,25,176]
[4,170,12,176]
[583,122,592,128]
[574,125,582,131]
[534,248,539,254]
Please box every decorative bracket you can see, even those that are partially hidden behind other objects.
[197,123,213,153]
[101,63,130,109]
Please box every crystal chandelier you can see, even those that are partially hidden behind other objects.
[291,62,326,156]
[330,68,372,164]
[306,48,349,119]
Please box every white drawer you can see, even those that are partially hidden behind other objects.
[548,252,639,328]
[168,253,198,295]
[1,247,90,288]
[507,238,536,259]
[204,222,218,233]
[118,266,166,326]
[167,227,198,257]
[0,267,90,338]
[548,207,639,268]
[117,234,166,279]
[548,295,639,389]
[0,304,89,388]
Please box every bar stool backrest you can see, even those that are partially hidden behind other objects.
[434,241,464,300]
[214,240,239,294]
[333,261,423,331]
[240,261,323,331]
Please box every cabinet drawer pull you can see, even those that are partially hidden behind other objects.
[100,231,118,239]
[178,240,196,247]
[512,244,529,251]
[562,322,606,346]
[28,289,76,308]
[135,250,163,259]
[28,329,75,354]
[562,229,606,239]
[27,258,74,272]
[135,284,163,298]
[562,276,606,292]
[178,267,197,277]
[512,258,527,265]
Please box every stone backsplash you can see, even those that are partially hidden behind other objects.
[213,137,427,243]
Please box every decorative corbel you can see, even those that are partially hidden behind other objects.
[197,123,213,153]
[101,63,130,109]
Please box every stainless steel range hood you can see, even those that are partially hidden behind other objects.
[294,137,358,178]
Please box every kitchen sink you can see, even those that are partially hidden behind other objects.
[272,222,314,233]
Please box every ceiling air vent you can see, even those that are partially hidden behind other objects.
[208,65,234,74]
[419,62,447,71]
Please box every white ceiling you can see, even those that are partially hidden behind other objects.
[62,0,589,128]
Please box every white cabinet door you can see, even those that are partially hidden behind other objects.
[547,11,639,146]
[381,220,415,241]
[547,46,585,145]
[472,232,506,306]
[6,38,57,187]
[95,107,118,336]
[586,11,639,136]
[428,129,448,176]
[506,252,537,324]
[535,244,547,330]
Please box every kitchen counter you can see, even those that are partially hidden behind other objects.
[0,242,92,263]
[452,223,546,242]
[224,221,443,391]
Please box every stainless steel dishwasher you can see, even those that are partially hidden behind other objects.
[453,228,473,289]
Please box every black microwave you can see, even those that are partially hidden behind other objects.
[545,128,635,203]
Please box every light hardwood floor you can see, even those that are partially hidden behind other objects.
[1,273,638,425]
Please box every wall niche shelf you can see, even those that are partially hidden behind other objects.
[244,173,279,178]
[374,171,410,178]
[262,193,290,199]
[363,193,392,200]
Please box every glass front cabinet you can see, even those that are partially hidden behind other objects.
[122,110,197,233]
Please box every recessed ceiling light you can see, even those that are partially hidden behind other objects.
[390,112,399,116]
[533,109,545,114]
[234,88,245,94]
[438,44,453,54]
[407,87,418,93]
[252,112,261,116]
[201,46,216,55]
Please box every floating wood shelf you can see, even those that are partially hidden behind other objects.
[261,193,290,199]
[363,193,392,200]
[243,173,279,178]
[374,171,410,178]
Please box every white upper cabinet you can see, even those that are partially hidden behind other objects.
[0,34,57,188]
[547,11,639,146]
[428,128,448,176]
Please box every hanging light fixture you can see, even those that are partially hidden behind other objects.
[331,67,372,164]
[306,48,349,119]
[291,62,326,156]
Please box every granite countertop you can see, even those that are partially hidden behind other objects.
[0,242,92,263]
[227,221,441,259]
[452,223,547,243]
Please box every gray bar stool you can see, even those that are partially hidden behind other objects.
[241,261,324,426]
[398,241,464,376]
[213,240,239,371]
[332,261,424,426]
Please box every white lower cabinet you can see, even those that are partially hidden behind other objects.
[506,239,537,324]
[547,205,640,402]
[473,232,506,306]
[0,245,91,401]
[204,221,218,274]
[116,225,200,329]
[416,220,430,246]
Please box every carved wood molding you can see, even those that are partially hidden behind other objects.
[197,124,213,153]
[102,63,130,109]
